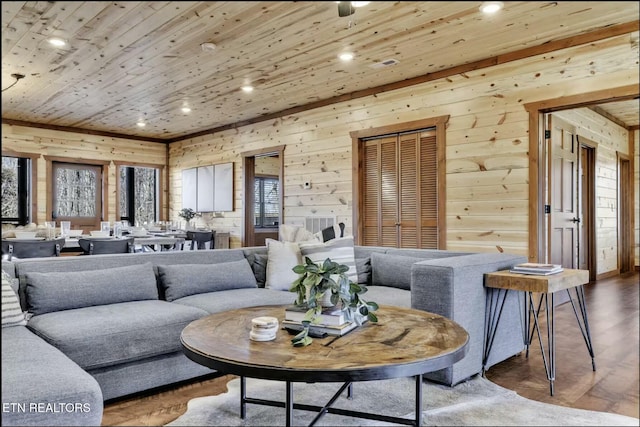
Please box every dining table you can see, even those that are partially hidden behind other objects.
[64,234,185,252]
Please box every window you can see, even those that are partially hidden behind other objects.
[119,166,159,225]
[52,162,103,230]
[1,155,31,225]
[254,177,279,228]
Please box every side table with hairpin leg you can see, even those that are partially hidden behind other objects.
[483,268,595,396]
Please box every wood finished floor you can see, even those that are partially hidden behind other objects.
[101,272,639,426]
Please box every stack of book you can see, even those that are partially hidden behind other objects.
[509,263,564,276]
[282,305,361,336]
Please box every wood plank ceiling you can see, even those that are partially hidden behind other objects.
[2,1,638,141]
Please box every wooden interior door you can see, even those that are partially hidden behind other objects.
[548,115,579,269]
[242,146,284,247]
[618,154,632,275]
[578,144,590,272]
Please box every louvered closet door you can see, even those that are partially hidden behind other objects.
[362,129,438,249]
[363,136,397,246]
[419,130,438,248]
[398,133,418,247]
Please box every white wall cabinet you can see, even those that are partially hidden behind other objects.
[182,163,233,212]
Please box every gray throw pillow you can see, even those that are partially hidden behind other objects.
[25,263,158,316]
[370,252,424,290]
[355,257,371,285]
[158,259,258,301]
[251,254,268,288]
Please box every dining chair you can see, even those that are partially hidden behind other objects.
[320,222,346,242]
[186,230,216,250]
[1,237,66,261]
[78,237,135,255]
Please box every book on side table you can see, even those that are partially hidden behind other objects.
[510,263,564,275]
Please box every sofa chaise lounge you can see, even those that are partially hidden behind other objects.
[1,243,526,426]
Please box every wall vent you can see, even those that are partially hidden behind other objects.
[305,216,336,234]
[369,58,400,69]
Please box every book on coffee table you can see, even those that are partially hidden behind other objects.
[282,319,363,336]
[510,263,564,275]
[284,305,346,326]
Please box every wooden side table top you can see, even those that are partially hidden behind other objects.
[485,268,590,293]
[181,305,469,383]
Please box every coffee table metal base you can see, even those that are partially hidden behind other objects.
[239,374,423,427]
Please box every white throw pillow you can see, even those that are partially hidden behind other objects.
[265,239,303,291]
[298,236,358,283]
[279,224,318,243]
[1,270,27,327]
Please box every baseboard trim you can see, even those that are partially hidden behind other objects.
[595,270,620,281]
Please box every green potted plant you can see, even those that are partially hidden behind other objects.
[288,257,378,346]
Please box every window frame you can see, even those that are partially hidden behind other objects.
[50,161,104,228]
[114,161,164,225]
[254,175,280,229]
[2,151,36,225]
[2,150,38,225]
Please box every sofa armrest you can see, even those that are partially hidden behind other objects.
[410,252,527,384]
[410,252,526,318]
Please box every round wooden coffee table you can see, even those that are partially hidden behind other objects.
[181,305,468,427]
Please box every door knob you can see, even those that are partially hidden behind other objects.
[571,217,581,223]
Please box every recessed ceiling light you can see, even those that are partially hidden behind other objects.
[200,42,216,53]
[351,1,370,7]
[181,106,192,114]
[338,52,355,61]
[48,38,67,47]
[479,1,504,14]
[136,121,146,128]
[241,85,254,93]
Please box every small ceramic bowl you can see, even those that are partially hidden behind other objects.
[90,231,110,237]
[14,231,38,239]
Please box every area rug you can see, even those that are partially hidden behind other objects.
[167,375,638,426]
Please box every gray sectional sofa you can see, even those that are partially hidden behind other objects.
[1,245,526,426]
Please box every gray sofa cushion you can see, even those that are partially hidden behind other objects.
[1,326,103,426]
[173,287,295,314]
[371,252,424,290]
[158,259,258,302]
[25,263,158,316]
[27,300,208,370]
[365,286,411,308]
